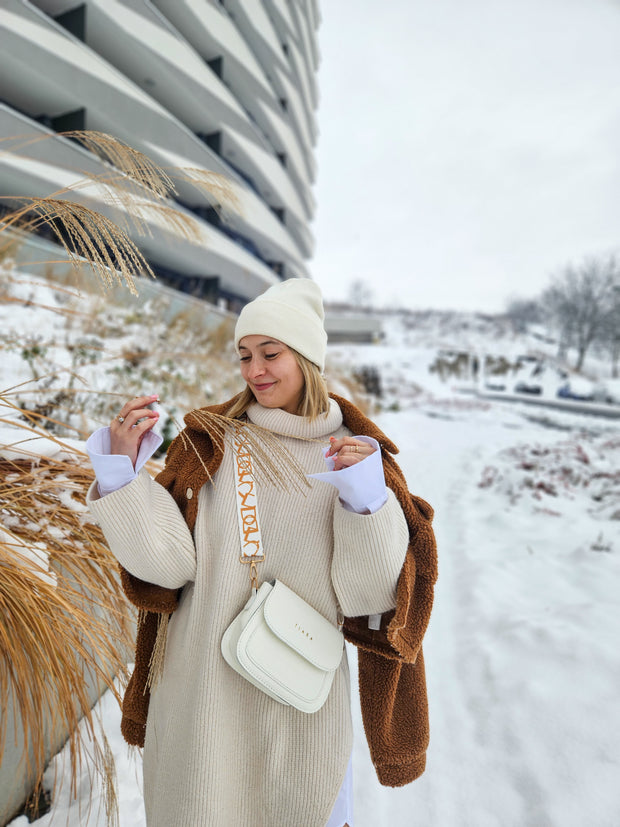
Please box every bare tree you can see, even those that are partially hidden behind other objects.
[596,281,620,377]
[542,256,618,371]
[543,281,574,361]
[505,296,542,332]
[348,278,374,310]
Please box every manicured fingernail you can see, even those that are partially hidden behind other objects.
[329,437,336,442]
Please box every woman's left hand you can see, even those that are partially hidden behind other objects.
[326,437,376,471]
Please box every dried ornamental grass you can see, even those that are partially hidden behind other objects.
[56,133,241,228]
[60,131,177,200]
[178,409,313,494]
[176,167,241,214]
[0,131,176,201]
[0,130,242,297]
[1,197,151,295]
[0,434,134,824]
[0,413,314,819]
[56,175,206,245]
[0,129,247,822]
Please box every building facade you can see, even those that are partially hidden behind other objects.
[0,0,320,309]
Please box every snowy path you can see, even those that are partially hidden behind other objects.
[350,406,620,827]
[350,409,501,827]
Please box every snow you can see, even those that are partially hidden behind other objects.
[3,274,620,826]
[350,407,619,827]
[560,376,595,397]
[7,683,146,827]
[0,427,62,461]
[0,527,56,588]
[598,379,620,404]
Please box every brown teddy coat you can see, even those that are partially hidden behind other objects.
[118,393,438,786]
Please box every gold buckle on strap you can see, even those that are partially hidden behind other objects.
[240,555,265,591]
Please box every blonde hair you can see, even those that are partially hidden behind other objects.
[226,348,329,421]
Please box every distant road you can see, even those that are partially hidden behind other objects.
[472,388,620,419]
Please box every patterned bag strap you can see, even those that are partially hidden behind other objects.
[232,427,264,594]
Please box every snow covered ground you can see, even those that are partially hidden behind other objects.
[3,278,620,826]
[334,336,620,827]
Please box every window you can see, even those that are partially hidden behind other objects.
[207,57,223,79]
[54,5,86,41]
[53,108,86,133]
[197,131,222,154]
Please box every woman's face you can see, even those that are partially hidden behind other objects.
[238,336,305,414]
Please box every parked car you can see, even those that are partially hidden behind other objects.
[593,380,620,405]
[556,378,595,401]
[514,380,542,395]
[512,360,561,396]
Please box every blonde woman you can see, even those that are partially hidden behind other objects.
[87,279,437,827]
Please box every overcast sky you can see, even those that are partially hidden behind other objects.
[309,0,620,312]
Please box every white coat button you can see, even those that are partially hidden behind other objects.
[186,488,193,499]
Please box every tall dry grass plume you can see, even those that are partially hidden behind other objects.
[0,411,134,825]
[0,130,367,823]
[0,130,241,824]
[0,130,240,295]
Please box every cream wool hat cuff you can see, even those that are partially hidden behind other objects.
[234,279,328,372]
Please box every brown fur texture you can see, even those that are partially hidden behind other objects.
[117,394,438,786]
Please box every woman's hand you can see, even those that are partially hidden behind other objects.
[326,436,376,471]
[110,394,160,467]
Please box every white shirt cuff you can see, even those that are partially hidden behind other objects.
[86,426,163,497]
[308,436,388,514]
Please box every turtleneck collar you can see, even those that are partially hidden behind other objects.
[245,398,343,440]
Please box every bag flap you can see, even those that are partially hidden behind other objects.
[263,580,343,671]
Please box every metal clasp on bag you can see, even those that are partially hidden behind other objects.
[240,555,265,592]
[337,607,344,632]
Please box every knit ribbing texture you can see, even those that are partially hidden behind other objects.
[87,399,409,826]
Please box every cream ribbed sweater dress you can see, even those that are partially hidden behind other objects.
[87,400,409,826]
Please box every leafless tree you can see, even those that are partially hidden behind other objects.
[596,281,620,377]
[348,278,374,310]
[542,255,619,371]
[505,296,542,332]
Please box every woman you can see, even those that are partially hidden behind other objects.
[86,279,437,827]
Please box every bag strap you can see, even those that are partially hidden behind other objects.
[233,425,345,632]
[232,428,264,594]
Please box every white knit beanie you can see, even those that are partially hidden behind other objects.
[234,279,327,371]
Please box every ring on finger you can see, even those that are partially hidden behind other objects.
[117,415,125,424]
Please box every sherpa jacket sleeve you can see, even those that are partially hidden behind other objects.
[331,488,410,617]
[86,469,197,589]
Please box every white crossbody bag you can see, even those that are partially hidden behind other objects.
[221,428,344,713]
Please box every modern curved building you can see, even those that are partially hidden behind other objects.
[0,0,320,310]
